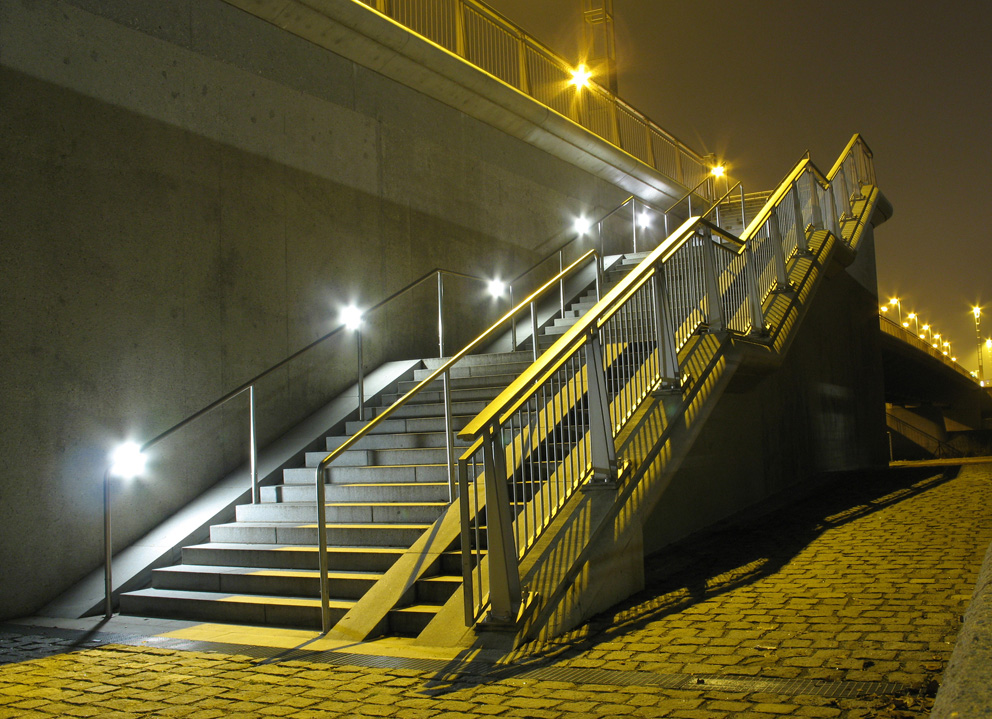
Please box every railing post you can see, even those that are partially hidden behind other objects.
[516,33,530,94]
[316,465,331,633]
[482,422,521,624]
[454,0,467,57]
[739,184,747,230]
[846,156,864,200]
[584,332,619,483]
[835,165,852,219]
[374,0,388,12]
[827,182,843,239]
[744,241,766,336]
[530,301,539,362]
[644,124,656,170]
[249,385,259,504]
[700,228,726,331]
[768,209,791,292]
[791,180,810,254]
[356,328,365,422]
[443,369,456,502]
[559,250,565,318]
[809,172,823,229]
[631,199,638,254]
[651,272,680,386]
[509,284,517,350]
[437,271,444,358]
[675,143,685,185]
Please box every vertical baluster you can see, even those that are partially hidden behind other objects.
[482,421,521,624]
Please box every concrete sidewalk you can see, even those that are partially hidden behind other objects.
[2,461,991,718]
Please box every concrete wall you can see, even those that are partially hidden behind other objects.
[643,226,888,555]
[0,0,631,618]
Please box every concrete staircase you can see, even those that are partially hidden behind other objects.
[119,254,648,635]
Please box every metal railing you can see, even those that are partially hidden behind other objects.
[885,413,963,459]
[456,135,878,626]
[314,249,601,632]
[357,0,711,192]
[878,315,976,380]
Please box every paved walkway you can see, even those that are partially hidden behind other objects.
[2,462,991,718]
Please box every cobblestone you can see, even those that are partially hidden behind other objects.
[1,463,990,718]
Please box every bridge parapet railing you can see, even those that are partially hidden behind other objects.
[878,315,975,380]
[358,0,711,197]
[456,134,878,627]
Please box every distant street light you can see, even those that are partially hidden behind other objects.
[906,312,919,336]
[974,306,984,382]
[889,297,902,324]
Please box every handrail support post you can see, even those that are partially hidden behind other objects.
[481,423,522,624]
[700,229,726,331]
[249,385,259,504]
[584,333,619,484]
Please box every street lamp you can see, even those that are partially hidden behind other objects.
[889,297,902,324]
[341,305,365,421]
[974,306,984,382]
[105,442,146,618]
[906,312,919,336]
[933,332,941,349]
[942,340,950,356]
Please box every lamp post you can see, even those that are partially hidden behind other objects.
[921,323,931,342]
[105,442,146,619]
[906,312,919,336]
[341,305,364,420]
[889,297,902,325]
[933,332,941,349]
[974,306,984,382]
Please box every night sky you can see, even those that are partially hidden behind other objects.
[484,0,992,374]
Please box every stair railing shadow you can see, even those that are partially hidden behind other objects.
[415,464,959,693]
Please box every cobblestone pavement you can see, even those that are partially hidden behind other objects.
[2,462,990,718]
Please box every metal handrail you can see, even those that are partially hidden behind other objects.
[313,248,601,632]
[358,0,709,188]
[456,135,878,625]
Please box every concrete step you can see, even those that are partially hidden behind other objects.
[420,351,531,372]
[413,575,461,605]
[149,564,399,600]
[396,372,521,394]
[283,463,447,485]
[180,543,407,572]
[388,602,445,637]
[371,399,491,419]
[209,521,430,547]
[262,482,450,504]
[119,587,343,629]
[344,415,474,435]
[378,385,504,406]
[326,431,465,452]
[235,501,447,524]
[306,446,450,467]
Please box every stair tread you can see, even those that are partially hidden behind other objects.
[185,542,406,553]
[124,587,353,608]
[158,565,382,580]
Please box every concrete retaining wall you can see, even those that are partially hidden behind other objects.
[0,0,630,618]
[931,540,992,718]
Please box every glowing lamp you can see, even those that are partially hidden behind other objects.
[487,279,507,298]
[569,64,592,88]
[341,305,363,331]
[574,217,592,236]
[109,442,146,480]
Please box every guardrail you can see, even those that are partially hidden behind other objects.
[878,315,975,380]
[456,134,877,626]
[357,0,712,194]
[885,412,962,460]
